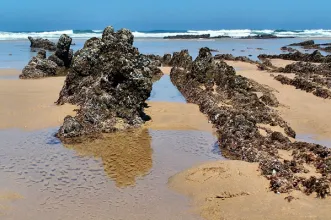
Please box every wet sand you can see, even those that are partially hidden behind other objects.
[226,60,331,140]
[0,67,219,219]
[169,160,331,220]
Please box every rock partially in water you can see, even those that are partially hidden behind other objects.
[214,53,258,64]
[56,26,156,141]
[20,50,58,79]
[162,54,172,66]
[21,35,74,79]
[28,36,56,51]
[259,50,331,63]
[289,40,315,47]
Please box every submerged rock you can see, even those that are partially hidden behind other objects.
[56,26,157,141]
[28,36,56,51]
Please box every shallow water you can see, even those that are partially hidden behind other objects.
[0,128,219,219]
[148,75,186,103]
[296,134,331,148]
[1,38,331,69]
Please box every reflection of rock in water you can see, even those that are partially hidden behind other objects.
[65,129,152,187]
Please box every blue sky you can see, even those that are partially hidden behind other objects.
[0,0,330,31]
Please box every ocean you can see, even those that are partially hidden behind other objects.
[0,29,331,69]
[1,29,331,40]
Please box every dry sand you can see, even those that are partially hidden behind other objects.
[169,160,331,220]
[226,61,331,140]
[0,69,76,130]
[0,68,212,133]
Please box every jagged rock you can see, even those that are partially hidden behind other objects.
[260,92,279,107]
[170,49,192,69]
[52,34,73,67]
[162,54,172,66]
[20,51,58,79]
[56,26,157,141]
[289,40,315,46]
[36,50,46,59]
[258,50,330,63]
[28,36,56,51]
[214,54,258,64]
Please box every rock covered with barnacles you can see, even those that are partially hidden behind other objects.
[170,47,331,198]
[56,26,157,141]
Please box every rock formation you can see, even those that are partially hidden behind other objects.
[170,47,331,198]
[56,26,158,141]
[28,36,56,51]
[289,40,315,47]
[258,50,331,63]
[214,53,259,64]
[169,49,192,69]
[19,50,58,79]
[21,34,74,79]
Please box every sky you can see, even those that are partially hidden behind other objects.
[0,0,330,31]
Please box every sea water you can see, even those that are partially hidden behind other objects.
[1,37,331,69]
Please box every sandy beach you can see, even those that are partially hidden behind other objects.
[1,35,331,220]
[225,60,331,140]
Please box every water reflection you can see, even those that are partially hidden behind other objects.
[65,129,153,187]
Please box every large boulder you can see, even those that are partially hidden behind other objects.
[28,36,56,51]
[56,26,156,140]
[20,50,58,79]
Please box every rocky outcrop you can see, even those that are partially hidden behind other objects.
[20,50,58,79]
[56,26,158,141]
[169,49,192,69]
[162,54,172,66]
[289,40,315,47]
[21,34,74,78]
[164,34,210,39]
[258,50,331,63]
[274,74,331,99]
[170,47,331,198]
[240,34,295,39]
[214,54,258,64]
[28,36,56,51]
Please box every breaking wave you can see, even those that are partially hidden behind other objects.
[1,29,331,40]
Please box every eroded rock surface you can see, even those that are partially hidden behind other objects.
[259,50,331,63]
[28,36,56,51]
[56,26,158,141]
[20,50,58,79]
[21,35,74,79]
[170,47,331,198]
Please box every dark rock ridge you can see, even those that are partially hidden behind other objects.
[214,54,259,64]
[56,26,159,141]
[170,47,331,198]
[240,34,295,39]
[289,40,315,47]
[274,75,331,99]
[258,50,331,63]
[20,34,74,79]
[163,34,232,40]
[20,50,58,79]
[289,40,331,53]
[28,36,56,51]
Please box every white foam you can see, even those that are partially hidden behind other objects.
[1,29,331,40]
